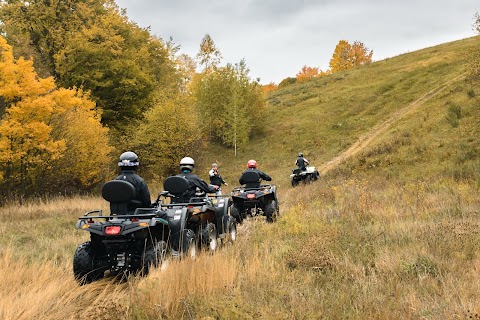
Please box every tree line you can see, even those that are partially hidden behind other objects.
[0,1,264,202]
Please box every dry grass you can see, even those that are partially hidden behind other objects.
[1,176,479,319]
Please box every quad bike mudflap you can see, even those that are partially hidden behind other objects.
[290,166,320,187]
[230,171,280,224]
[73,180,170,285]
[157,176,237,258]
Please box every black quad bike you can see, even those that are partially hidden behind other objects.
[230,171,280,223]
[156,176,237,258]
[73,180,170,285]
[290,166,320,187]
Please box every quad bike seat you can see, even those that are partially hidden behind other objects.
[102,180,136,215]
[292,168,302,174]
[163,176,190,203]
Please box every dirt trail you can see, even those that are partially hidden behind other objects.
[319,74,466,175]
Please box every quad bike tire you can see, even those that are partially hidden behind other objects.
[226,216,237,243]
[230,204,243,224]
[291,178,299,187]
[180,229,197,259]
[200,222,218,252]
[73,241,105,285]
[265,200,279,223]
[142,240,168,274]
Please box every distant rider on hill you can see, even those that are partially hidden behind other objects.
[295,153,310,171]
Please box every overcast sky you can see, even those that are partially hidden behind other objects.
[115,0,479,84]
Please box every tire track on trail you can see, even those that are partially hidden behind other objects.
[319,73,466,175]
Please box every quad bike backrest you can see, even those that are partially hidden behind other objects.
[102,180,136,215]
[163,176,190,203]
[240,171,261,189]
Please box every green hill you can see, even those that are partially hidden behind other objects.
[198,36,479,188]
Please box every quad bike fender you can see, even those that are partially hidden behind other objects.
[165,207,189,239]
[213,197,230,234]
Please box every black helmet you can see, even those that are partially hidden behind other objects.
[298,152,304,157]
[118,151,139,168]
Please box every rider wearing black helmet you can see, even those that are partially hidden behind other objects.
[295,152,310,171]
[178,157,218,200]
[115,151,151,212]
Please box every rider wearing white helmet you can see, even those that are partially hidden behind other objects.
[178,157,218,199]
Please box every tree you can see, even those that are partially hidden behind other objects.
[329,40,373,73]
[196,34,222,71]
[193,59,264,153]
[132,94,201,179]
[278,77,297,88]
[0,0,112,77]
[296,65,319,82]
[0,36,111,200]
[55,9,178,130]
[262,82,278,94]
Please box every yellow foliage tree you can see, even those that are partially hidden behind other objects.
[296,65,319,82]
[0,36,111,200]
[329,40,373,73]
[262,82,278,94]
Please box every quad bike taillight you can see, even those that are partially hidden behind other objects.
[247,194,256,199]
[105,225,121,235]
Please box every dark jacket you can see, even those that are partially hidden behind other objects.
[178,171,217,200]
[295,156,309,170]
[239,168,272,188]
[209,169,226,187]
[115,170,151,212]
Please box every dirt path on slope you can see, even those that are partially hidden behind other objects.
[319,74,466,175]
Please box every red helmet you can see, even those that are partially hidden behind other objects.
[247,159,257,168]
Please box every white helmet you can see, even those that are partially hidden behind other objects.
[180,157,195,171]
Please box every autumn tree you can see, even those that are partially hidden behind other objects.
[193,59,264,153]
[0,0,112,77]
[0,36,111,200]
[196,34,222,71]
[132,94,201,179]
[55,9,178,130]
[296,66,319,82]
[262,82,278,94]
[329,40,373,72]
[1,1,179,131]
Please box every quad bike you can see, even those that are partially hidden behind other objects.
[230,171,280,223]
[156,176,237,258]
[73,180,170,285]
[290,166,320,187]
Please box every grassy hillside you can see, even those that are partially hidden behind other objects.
[197,36,479,188]
[1,36,480,319]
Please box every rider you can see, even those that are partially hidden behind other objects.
[209,163,228,195]
[178,157,218,199]
[239,159,272,188]
[115,151,151,212]
[295,152,310,171]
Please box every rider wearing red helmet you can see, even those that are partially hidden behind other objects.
[239,159,272,188]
